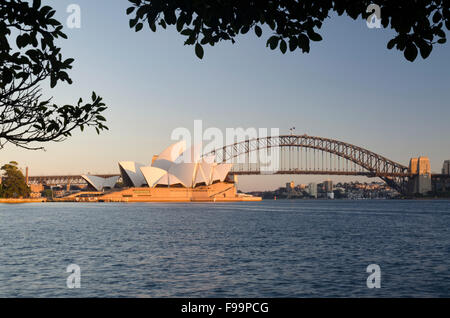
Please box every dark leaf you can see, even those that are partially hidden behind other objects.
[267,36,279,50]
[33,0,41,10]
[280,39,287,54]
[433,11,442,23]
[308,30,323,42]
[129,18,138,28]
[289,38,297,51]
[387,38,396,50]
[149,21,156,32]
[418,43,432,58]
[241,25,250,34]
[404,43,418,62]
[195,43,204,59]
[254,25,262,37]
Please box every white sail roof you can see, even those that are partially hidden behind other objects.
[118,161,147,187]
[174,142,202,164]
[194,156,216,186]
[152,140,187,171]
[81,175,119,191]
[155,173,184,186]
[211,163,233,182]
[118,142,233,189]
[140,166,167,188]
[168,163,197,188]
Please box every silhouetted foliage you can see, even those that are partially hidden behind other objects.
[127,0,449,61]
[0,161,30,198]
[0,0,108,150]
[42,188,53,198]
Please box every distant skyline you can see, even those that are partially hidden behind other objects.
[2,0,450,191]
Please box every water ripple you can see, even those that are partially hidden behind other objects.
[0,200,449,297]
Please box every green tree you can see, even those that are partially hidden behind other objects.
[0,0,108,150]
[127,0,449,62]
[0,161,30,198]
[42,188,53,199]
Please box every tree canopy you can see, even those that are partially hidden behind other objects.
[0,161,30,198]
[0,0,108,150]
[127,0,449,61]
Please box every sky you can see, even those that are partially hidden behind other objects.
[2,0,450,191]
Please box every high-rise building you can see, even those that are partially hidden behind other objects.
[324,180,333,193]
[408,157,432,194]
[442,160,450,175]
[409,157,431,175]
[307,183,317,198]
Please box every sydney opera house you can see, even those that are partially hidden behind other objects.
[77,141,260,202]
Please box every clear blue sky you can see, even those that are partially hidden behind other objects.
[3,0,450,191]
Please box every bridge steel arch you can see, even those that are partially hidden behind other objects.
[206,135,411,193]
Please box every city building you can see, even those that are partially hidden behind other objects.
[307,183,317,198]
[442,160,450,175]
[408,157,432,194]
[409,157,431,175]
[324,180,333,193]
[52,187,66,198]
[29,183,44,198]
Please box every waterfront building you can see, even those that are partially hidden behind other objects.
[324,180,333,193]
[29,184,44,198]
[129,141,233,188]
[408,157,432,194]
[442,160,450,175]
[409,157,431,175]
[307,183,317,198]
[60,142,259,202]
[52,188,66,198]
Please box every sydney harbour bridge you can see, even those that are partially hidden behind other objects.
[206,135,411,194]
[28,135,441,195]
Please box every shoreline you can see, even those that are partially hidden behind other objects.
[1,197,449,204]
[0,198,47,204]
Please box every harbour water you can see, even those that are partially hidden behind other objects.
[0,200,449,297]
